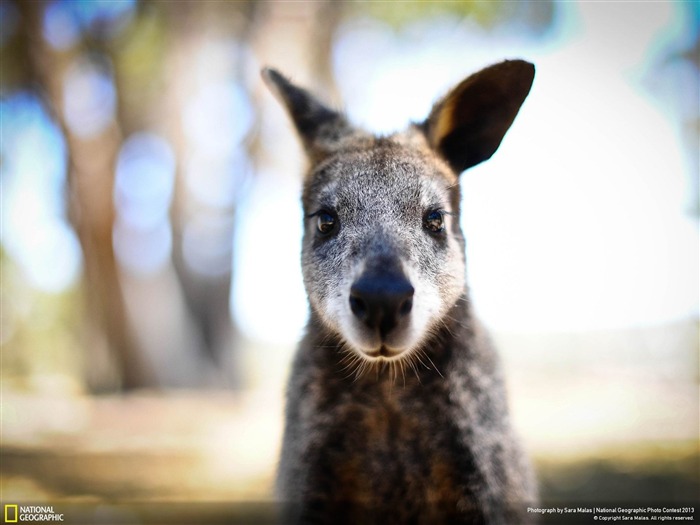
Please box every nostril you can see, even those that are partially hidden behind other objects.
[350,273,414,336]
[398,297,413,317]
[349,295,367,320]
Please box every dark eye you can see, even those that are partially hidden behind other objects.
[316,211,337,235]
[424,210,445,234]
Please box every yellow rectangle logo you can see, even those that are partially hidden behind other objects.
[4,504,18,523]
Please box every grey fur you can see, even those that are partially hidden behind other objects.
[263,61,537,525]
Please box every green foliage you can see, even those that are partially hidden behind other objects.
[1,252,84,393]
[112,3,169,131]
[350,0,546,30]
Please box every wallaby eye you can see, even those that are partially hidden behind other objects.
[424,210,445,234]
[316,211,337,235]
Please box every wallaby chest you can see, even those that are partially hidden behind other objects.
[307,371,474,510]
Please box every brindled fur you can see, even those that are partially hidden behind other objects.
[263,60,538,525]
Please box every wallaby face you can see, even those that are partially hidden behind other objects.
[300,137,466,362]
[264,61,537,524]
[263,61,534,365]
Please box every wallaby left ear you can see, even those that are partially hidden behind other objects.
[262,68,363,163]
[421,60,535,174]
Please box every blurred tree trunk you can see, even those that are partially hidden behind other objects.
[155,1,255,388]
[249,0,343,95]
[16,0,345,392]
[101,1,222,389]
[18,0,154,391]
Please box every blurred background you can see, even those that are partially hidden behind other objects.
[1,0,698,519]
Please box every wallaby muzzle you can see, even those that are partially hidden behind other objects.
[349,262,414,347]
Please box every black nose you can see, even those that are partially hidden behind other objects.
[349,271,414,339]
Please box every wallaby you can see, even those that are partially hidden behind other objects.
[263,60,537,525]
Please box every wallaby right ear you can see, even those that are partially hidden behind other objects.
[262,68,360,162]
[421,60,535,174]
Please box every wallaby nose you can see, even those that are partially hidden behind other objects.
[349,272,414,339]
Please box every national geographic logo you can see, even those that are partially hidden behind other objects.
[4,505,17,523]
[3,505,64,522]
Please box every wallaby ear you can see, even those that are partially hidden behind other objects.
[421,60,535,174]
[262,68,359,162]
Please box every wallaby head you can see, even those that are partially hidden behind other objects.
[263,61,534,366]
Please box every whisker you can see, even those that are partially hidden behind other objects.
[404,352,421,382]
[441,313,471,331]
[421,349,444,379]
[341,357,362,381]
[352,361,364,383]
[414,352,432,371]
[338,356,360,375]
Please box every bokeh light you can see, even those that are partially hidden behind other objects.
[231,171,307,345]
[182,214,234,278]
[114,132,176,230]
[113,132,176,276]
[42,0,136,49]
[62,58,117,138]
[43,1,81,50]
[113,215,173,277]
[0,93,81,292]
[182,81,253,159]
